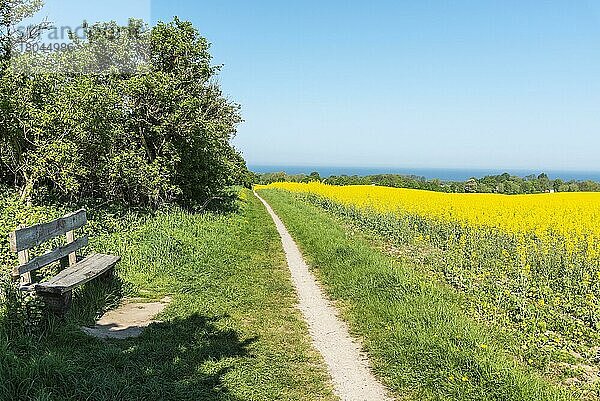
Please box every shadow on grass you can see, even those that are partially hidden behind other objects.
[70,276,255,400]
[86,314,257,401]
[67,271,125,326]
[2,314,257,401]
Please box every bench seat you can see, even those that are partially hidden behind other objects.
[34,254,121,295]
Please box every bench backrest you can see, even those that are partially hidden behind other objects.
[9,209,88,285]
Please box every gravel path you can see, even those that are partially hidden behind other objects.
[255,191,392,401]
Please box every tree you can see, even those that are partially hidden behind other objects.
[465,178,477,193]
[0,0,50,198]
[0,0,50,67]
[553,179,564,192]
[0,16,249,208]
[536,173,551,192]
[305,171,321,182]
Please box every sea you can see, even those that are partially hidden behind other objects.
[250,165,600,182]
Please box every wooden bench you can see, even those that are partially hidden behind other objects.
[8,209,120,316]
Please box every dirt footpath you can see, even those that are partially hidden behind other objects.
[255,191,392,401]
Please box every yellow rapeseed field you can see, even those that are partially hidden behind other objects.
[258,182,600,259]
[257,182,600,389]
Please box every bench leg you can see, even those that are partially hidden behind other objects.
[99,268,114,280]
[38,291,72,317]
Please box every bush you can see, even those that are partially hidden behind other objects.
[0,272,45,338]
[0,18,249,209]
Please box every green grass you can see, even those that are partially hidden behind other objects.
[0,190,336,401]
[257,188,576,401]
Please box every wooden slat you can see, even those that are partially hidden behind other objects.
[35,254,120,294]
[42,253,119,284]
[66,230,77,266]
[12,236,89,277]
[18,248,31,286]
[9,209,87,252]
[15,224,32,285]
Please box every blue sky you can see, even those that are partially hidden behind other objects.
[33,1,600,171]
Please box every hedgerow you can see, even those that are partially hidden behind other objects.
[0,2,250,209]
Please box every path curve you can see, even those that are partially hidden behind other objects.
[254,191,392,401]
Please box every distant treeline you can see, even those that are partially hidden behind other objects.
[255,171,600,194]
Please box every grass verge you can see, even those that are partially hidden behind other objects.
[0,190,336,401]
[257,188,575,401]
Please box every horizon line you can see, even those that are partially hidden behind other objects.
[248,164,600,173]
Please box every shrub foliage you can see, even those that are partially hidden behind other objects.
[0,5,249,208]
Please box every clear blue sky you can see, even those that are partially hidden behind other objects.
[35,1,600,171]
